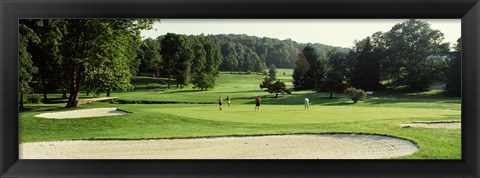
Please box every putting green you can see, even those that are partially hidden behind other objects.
[140,104,460,124]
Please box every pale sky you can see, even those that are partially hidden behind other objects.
[141,19,461,49]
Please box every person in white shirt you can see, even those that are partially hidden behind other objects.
[304,97,309,110]
[218,96,223,111]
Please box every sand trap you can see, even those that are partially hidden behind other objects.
[400,121,461,129]
[20,134,418,159]
[34,108,128,119]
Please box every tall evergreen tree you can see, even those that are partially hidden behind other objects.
[350,37,383,91]
[292,53,309,89]
[292,45,324,90]
[319,50,348,98]
[268,64,277,80]
[445,38,461,96]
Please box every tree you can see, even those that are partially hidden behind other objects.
[254,58,267,73]
[192,72,215,90]
[320,73,346,98]
[268,64,277,80]
[191,36,223,90]
[21,19,66,101]
[259,76,291,98]
[240,47,260,72]
[292,45,325,90]
[266,44,292,68]
[59,19,154,107]
[19,21,40,108]
[160,33,195,88]
[189,36,207,77]
[83,29,141,96]
[318,50,348,98]
[382,19,450,91]
[235,44,247,72]
[445,38,461,96]
[174,35,195,88]
[160,33,179,88]
[219,42,239,72]
[349,37,383,91]
[139,38,162,77]
[204,36,223,72]
[292,53,309,89]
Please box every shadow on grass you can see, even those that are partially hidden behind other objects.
[361,97,460,105]
[133,85,167,90]
[241,90,460,107]
[216,90,265,94]
[323,102,356,106]
[165,89,205,94]
[243,93,353,106]
[20,106,62,112]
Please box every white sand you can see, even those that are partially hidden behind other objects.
[34,108,128,119]
[400,122,461,129]
[20,134,418,159]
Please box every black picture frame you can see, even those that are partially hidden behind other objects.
[1,0,479,177]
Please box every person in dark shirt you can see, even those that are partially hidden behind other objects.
[226,96,231,107]
[255,96,261,112]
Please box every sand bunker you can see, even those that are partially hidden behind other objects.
[35,108,128,119]
[400,121,461,129]
[20,134,418,159]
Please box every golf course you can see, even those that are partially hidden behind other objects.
[19,69,461,159]
[19,19,461,159]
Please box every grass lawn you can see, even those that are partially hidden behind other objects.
[19,70,461,159]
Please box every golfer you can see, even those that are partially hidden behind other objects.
[218,96,223,111]
[226,96,231,107]
[255,96,261,112]
[304,97,310,110]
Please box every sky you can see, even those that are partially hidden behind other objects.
[140,19,461,49]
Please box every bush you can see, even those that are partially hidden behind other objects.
[262,71,268,76]
[26,95,41,104]
[344,87,367,103]
[109,98,118,104]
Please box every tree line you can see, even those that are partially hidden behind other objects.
[19,19,155,108]
[139,34,349,75]
[212,34,350,71]
[293,19,461,96]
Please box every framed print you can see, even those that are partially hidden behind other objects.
[1,0,479,177]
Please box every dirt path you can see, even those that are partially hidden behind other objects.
[78,97,116,105]
[20,134,418,159]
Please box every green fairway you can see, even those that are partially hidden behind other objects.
[19,71,461,159]
[143,104,459,124]
[113,72,268,103]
